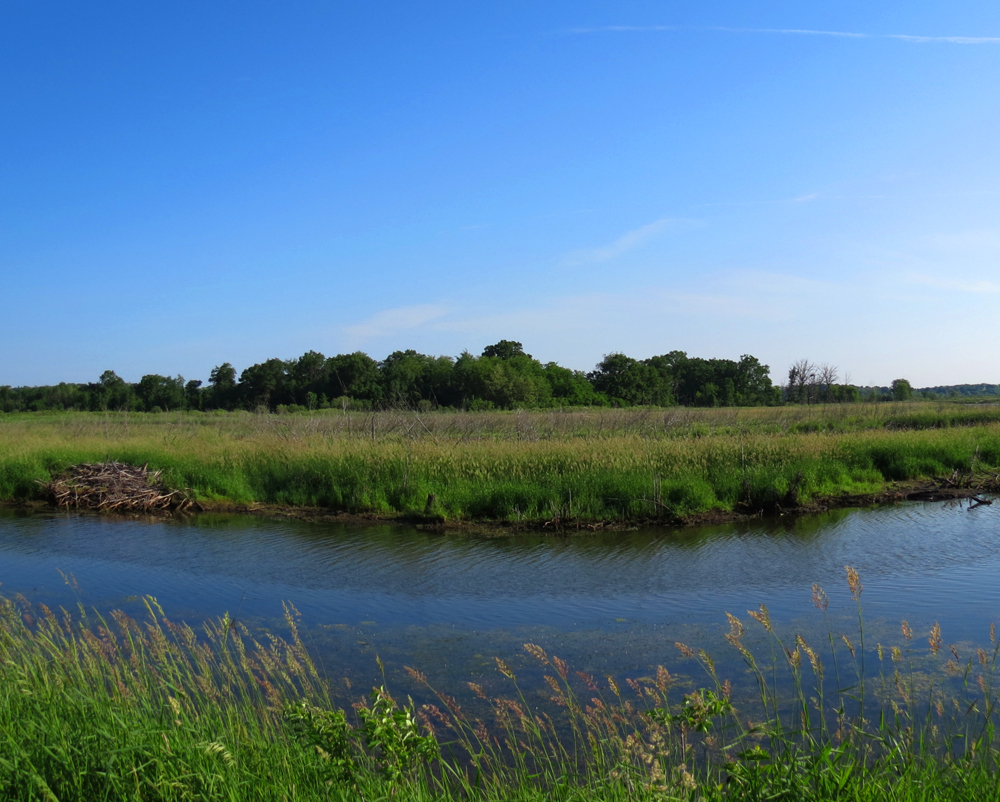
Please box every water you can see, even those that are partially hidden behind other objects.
[1,500,997,699]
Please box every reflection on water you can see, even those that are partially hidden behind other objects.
[1,500,997,697]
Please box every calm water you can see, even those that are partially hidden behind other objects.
[1,501,997,698]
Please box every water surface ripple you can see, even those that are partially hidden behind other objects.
[1,501,997,689]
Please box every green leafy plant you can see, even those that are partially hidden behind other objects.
[357,685,438,782]
[283,701,357,785]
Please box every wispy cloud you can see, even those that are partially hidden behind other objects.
[925,229,1000,253]
[909,274,1000,294]
[343,304,448,340]
[568,25,1000,45]
[563,217,702,265]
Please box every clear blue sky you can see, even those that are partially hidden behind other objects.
[3,2,999,388]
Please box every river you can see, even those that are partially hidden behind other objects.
[1,500,996,703]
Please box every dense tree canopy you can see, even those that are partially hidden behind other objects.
[0,341,901,414]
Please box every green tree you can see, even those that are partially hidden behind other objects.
[481,340,529,360]
[93,370,136,411]
[588,353,665,406]
[136,374,186,412]
[891,378,913,401]
[288,350,329,406]
[207,363,238,410]
[542,363,606,406]
[733,355,771,405]
[454,351,552,409]
[239,359,290,410]
[326,352,382,404]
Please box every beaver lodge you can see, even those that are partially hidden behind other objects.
[41,461,196,513]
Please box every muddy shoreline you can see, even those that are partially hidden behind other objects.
[4,479,993,536]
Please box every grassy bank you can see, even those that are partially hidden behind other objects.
[2,405,1000,522]
[4,570,1000,800]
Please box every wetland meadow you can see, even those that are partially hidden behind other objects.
[3,403,1000,799]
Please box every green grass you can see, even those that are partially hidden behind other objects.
[4,569,1000,800]
[1,405,1000,522]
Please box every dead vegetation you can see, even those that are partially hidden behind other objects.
[39,461,196,513]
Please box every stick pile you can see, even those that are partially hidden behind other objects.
[41,462,195,513]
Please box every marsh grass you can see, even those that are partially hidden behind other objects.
[5,568,1000,800]
[3,405,1000,522]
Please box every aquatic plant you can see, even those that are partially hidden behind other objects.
[4,568,1000,799]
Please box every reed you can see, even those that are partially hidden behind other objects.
[2,406,1000,522]
[4,568,1000,800]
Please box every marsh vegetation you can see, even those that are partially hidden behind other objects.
[4,567,1000,800]
[3,402,1000,523]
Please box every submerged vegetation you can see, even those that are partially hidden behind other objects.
[2,402,1000,523]
[4,568,1000,800]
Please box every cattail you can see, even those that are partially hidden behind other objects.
[929,622,942,655]
[845,566,863,601]
[812,583,829,612]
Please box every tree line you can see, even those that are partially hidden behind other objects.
[0,341,789,413]
[2,343,929,414]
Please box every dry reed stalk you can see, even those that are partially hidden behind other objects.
[40,461,194,512]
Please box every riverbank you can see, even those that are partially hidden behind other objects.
[3,568,1000,801]
[2,405,999,526]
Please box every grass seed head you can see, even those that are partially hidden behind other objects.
[845,566,863,602]
[929,622,942,655]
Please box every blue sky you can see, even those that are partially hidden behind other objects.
[3,1,999,388]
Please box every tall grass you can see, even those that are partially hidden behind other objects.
[5,568,1000,800]
[2,406,1000,522]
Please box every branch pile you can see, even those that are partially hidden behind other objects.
[41,462,195,513]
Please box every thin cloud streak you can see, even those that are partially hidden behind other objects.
[909,274,1000,294]
[342,304,449,341]
[563,217,702,265]
[568,25,1000,44]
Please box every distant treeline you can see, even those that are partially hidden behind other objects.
[916,383,1000,398]
[1,341,785,413]
[3,342,973,415]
